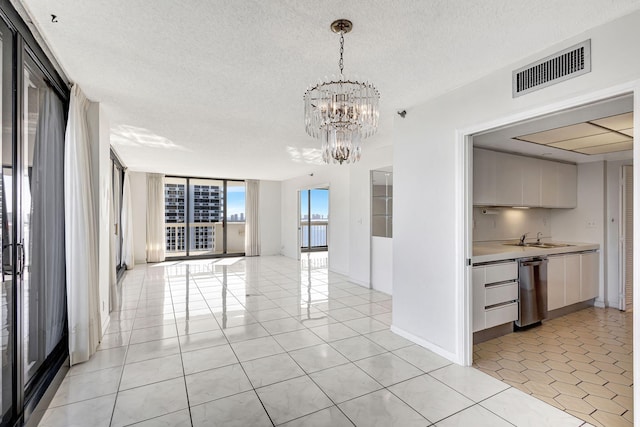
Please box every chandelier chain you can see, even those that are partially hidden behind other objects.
[339,32,344,76]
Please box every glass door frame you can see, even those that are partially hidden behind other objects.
[299,188,329,254]
[0,2,70,425]
[164,174,246,260]
[111,149,126,279]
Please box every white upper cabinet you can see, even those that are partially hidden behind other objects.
[473,148,497,206]
[556,162,578,208]
[473,148,576,208]
[495,152,524,205]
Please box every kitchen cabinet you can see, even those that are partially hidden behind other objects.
[472,261,518,332]
[473,148,497,206]
[546,251,599,311]
[495,152,523,205]
[547,256,565,311]
[473,148,576,208]
[540,161,578,208]
[564,254,581,306]
[581,251,599,300]
[556,162,578,208]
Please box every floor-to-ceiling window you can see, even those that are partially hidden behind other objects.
[164,176,245,258]
[0,2,69,425]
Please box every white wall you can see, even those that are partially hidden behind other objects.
[392,11,640,364]
[473,208,552,242]
[259,180,282,256]
[549,162,606,306]
[129,171,148,264]
[86,102,111,334]
[280,145,393,283]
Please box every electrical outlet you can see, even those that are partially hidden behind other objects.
[586,220,597,229]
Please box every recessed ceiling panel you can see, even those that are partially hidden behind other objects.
[517,123,606,144]
[590,112,634,130]
[574,140,633,155]
[548,133,631,150]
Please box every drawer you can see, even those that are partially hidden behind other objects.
[485,281,518,306]
[485,302,518,329]
[485,262,518,284]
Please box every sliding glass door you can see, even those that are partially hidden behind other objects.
[0,17,14,425]
[165,176,245,258]
[22,52,67,400]
[0,3,69,424]
[300,188,329,253]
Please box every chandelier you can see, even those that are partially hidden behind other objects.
[303,19,380,165]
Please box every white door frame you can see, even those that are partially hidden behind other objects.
[455,81,640,367]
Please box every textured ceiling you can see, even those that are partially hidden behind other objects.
[19,0,640,180]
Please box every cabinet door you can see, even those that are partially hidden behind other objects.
[547,256,565,311]
[473,148,496,206]
[556,162,577,208]
[539,160,557,207]
[564,254,581,305]
[522,158,541,206]
[495,152,523,206]
[472,267,486,332]
[581,252,599,301]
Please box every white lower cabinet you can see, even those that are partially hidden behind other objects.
[565,254,581,306]
[546,251,599,311]
[581,251,599,300]
[547,256,564,311]
[472,261,518,332]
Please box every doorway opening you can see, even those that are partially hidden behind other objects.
[467,93,635,426]
[298,188,329,258]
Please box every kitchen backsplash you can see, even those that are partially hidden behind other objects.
[473,207,552,242]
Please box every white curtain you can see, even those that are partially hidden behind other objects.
[146,173,166,262]
[108,180,119,312]
[30,89,66,357]
[245,180,260,256]
[121,170,135,268]
[64,85,100,365]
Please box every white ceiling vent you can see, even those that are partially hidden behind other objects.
[512,40,591,98]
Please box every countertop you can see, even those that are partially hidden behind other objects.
[473,241,600,264]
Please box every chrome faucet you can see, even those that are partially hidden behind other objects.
[519,232,529,246]
[536,232,543,244]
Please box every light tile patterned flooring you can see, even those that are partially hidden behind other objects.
[474,307,633,427]
[40,254,590,426]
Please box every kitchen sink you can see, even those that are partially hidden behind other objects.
[503,242,574,249]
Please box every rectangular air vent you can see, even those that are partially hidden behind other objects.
[512,40,591,98]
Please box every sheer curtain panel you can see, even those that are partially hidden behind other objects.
[245,180,260,256]
[121,170,135,268]
[146,173,166,262]
[30,89,66,356]
[64,85,100,365]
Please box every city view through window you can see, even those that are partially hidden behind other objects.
[300,188,329,251]
[165,177,245,257]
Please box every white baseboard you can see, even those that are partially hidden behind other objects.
[348,277,370,288]
[390,324,461,365]
[594,298,606,308]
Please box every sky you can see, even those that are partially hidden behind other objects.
[301,189,329,218]
[226,189,245,217]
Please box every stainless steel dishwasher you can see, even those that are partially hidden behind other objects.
[516,257,548,328]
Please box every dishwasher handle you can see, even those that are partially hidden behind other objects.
[519,257,548,267]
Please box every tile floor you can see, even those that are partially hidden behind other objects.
[40,254,590,426]
[474,307,633,427]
